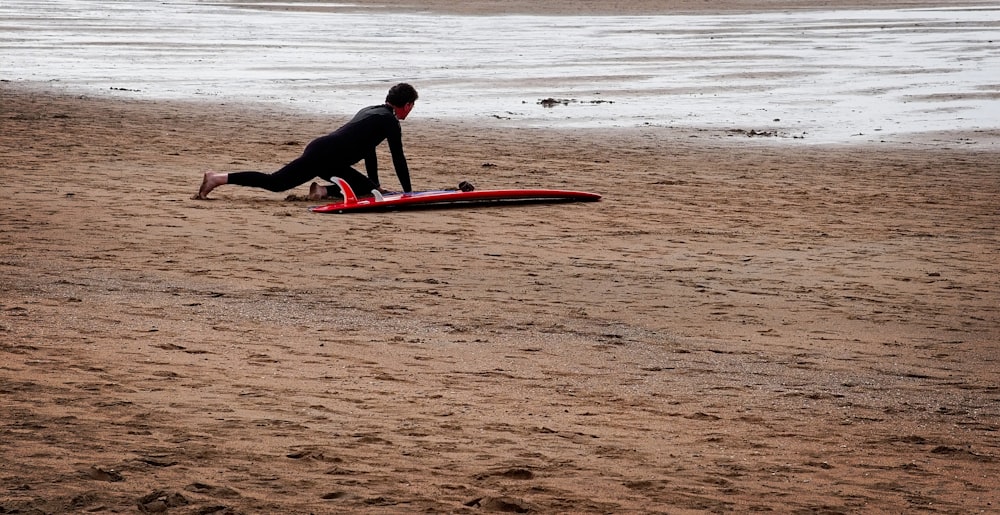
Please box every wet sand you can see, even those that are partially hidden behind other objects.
[2,1,999,513]
[242,0,999,15]
[5,1,999,142]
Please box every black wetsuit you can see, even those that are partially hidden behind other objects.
[228,104,411,194]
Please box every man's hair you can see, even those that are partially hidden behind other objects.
[386,83,418,107]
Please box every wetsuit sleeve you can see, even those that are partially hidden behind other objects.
[364,150,379,188]
[388,132,412,193]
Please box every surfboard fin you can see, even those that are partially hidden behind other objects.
[331,177,358,205]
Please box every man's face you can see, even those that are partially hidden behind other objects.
[395,102,415,120]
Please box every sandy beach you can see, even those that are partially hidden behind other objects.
[2,1,999,513]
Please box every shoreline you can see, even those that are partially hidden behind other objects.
[226,0,1000,15]
[6,80,998,149]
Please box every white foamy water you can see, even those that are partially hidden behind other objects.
[2,0,998,143]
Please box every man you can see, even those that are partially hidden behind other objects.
[194,83,418,200]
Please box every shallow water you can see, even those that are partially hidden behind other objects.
[2,0,998,143]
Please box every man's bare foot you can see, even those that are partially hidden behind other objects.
[308,182,327,201]
[193,172,227,200]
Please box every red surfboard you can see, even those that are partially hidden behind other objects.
[310,177,601,213]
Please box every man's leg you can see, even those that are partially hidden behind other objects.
[227,155,318,192]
